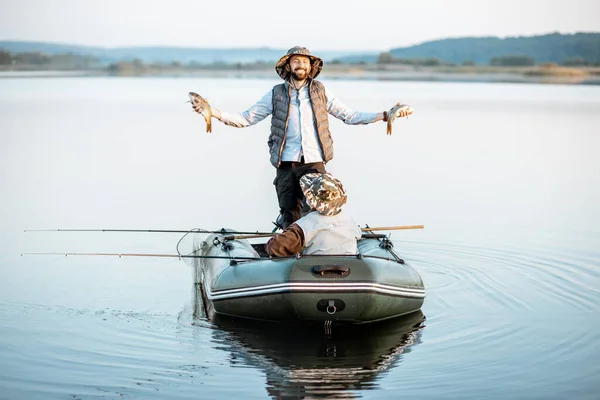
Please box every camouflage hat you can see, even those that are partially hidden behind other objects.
[275,46,323,80]
[299,173,347,216]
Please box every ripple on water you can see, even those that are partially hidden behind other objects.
[382,233,599,398]
[1,229,598,399]
[396,232,600,315]
[0,301,222,399]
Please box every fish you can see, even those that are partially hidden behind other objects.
[188,92,212,133]
[387,104,415,135]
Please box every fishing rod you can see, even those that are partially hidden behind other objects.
[24,225,424,236]
[21,251,395,262]
[223,225,424,240]
[21,252,263,260]
[24,228,275,235]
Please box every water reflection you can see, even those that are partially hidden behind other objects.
[194,283,425,398]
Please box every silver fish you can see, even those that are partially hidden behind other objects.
[387,104,414,135]
[189,91,212,133]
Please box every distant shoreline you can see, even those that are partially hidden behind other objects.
[1,64,599,85]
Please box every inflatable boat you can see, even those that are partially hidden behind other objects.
[188,230,425,324]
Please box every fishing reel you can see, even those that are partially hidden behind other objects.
[378,236,394,250]
[212,235,234,251]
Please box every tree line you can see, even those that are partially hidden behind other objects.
[376,53,600,67]
[0,50,103,68]
[2,48,599,71]
[0,49,279,71]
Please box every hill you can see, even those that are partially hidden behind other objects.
[0,41,374,65]
[1,32,599,66]
[386,32,600,65]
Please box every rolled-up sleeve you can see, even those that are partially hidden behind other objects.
[266,224,305,257]
[218,90,273,127]
[325,86,380,125]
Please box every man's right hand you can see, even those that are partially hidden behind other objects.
[189,92,214,133]
[191,100,221,120]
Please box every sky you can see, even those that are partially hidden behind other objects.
[1,0,599,51]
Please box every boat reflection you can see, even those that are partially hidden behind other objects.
[196,284,425,399]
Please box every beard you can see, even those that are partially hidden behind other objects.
[291,68,309,80]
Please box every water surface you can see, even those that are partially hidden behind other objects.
[1,77,599,399]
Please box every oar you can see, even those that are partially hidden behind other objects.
[361,225,424,232]
[223,233,276,240]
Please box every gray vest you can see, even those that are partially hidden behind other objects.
[268,80,333,168]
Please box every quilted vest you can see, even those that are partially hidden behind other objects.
[268,80,333,168]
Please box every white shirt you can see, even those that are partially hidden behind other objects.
[217,83,380,163]
[294,210,362,255]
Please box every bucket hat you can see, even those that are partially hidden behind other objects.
[275,46,323,80]
[299,173,347,216]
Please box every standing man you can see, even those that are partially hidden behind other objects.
[191,46,413,229]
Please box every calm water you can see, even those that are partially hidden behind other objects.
[1,76,599,399]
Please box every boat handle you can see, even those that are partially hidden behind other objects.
[312,265,350,277]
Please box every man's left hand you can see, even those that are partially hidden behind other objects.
[390,102,415,118]
[192,103,204,114]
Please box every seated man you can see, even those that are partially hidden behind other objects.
[265,173,362,256]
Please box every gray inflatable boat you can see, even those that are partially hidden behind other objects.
[190,232,425,324]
